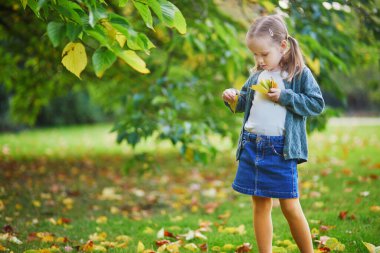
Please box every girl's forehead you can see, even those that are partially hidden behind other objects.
[247,36,276,53]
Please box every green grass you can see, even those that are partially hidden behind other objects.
[0,122,379,252]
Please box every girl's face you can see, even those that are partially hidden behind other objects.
[247,36,287,71]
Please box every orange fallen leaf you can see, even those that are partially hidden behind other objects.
[236,242,252,253]
[156,240,170,247]
[199,243,208,252]
[81,240,94,252]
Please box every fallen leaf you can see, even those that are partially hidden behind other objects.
[235,243,251,253]
[223,244,234,250]
[137,241,145,253]
[96,216,108,224]
[81,240,94,252]
[370,206,380,212]
[156,240,170,247]
[184,243,198,252]
[339,211,348,220]
[199,243,208,252]
[362,241,380,253]
[211,246,220,251]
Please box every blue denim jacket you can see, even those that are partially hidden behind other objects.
[225,66,325,164]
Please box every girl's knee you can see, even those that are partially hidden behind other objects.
[279,199,303,219]
[252,196,273,212]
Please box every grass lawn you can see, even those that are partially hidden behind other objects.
[0,121,379,252]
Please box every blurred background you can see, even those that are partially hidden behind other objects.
[0,0,379,162]
[0,0,380,159]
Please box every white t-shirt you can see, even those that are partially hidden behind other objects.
[244,70,288,136]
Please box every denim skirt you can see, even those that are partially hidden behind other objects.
[232,130,299,199]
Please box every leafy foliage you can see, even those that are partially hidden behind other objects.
[0,0,379,162]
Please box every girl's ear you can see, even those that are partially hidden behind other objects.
[280,39,288,53]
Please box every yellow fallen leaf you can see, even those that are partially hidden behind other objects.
[115,235,132,242]
[166,243,180,252]
[370,206,380,212]
[184,243,198,252]
[61,42,87,79]
[223,244,234,250]
[93,245,107,252]
[96,216,108,224]
[0,244,8,251]
[362,241,380,253]
[89,232,107,241]
[32,200,41,208]
[211,246,220,251]
[137,241,145,253]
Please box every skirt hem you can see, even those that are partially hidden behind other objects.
[232,182,298,199]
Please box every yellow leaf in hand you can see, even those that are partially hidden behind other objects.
[61,42,87,79]
[270,78,278,88]
[228,94,239,113]
[251,84,268,94]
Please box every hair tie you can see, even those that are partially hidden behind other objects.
[269,28,274,37]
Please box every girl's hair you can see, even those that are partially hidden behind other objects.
[246,15,304,81]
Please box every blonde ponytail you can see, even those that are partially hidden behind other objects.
[280,35,304,81]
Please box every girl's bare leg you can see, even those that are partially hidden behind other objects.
[279,198,314,253]
[252,196,273,253]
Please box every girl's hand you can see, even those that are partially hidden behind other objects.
[267,88,281,103]
[222,88,239,103]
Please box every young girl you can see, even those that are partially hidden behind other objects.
[222,15,324,253]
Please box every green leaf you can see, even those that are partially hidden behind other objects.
[115,49,150,74]
[172,4,186,34]
[147,0,163,21]
[133,1,154,29]
[87,2,108,27]
[20,0,28,9]
[37,0,47,9]
[66,22,82,42]
[47,21,65,47]
[109,13,132,38]
[159,0,175,27]
[27,0,41,18]
[85,25,109,46]
[56,0,84,24]
[109,13,154,51]
[92,47,117,78]
[155,0,186,34]
[119,0,129,7]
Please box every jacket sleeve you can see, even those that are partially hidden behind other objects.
[278,67,325,117]
[224,74,256,113]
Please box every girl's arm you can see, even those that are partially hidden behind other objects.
[278,67,325,117]
[224,73,257,113]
